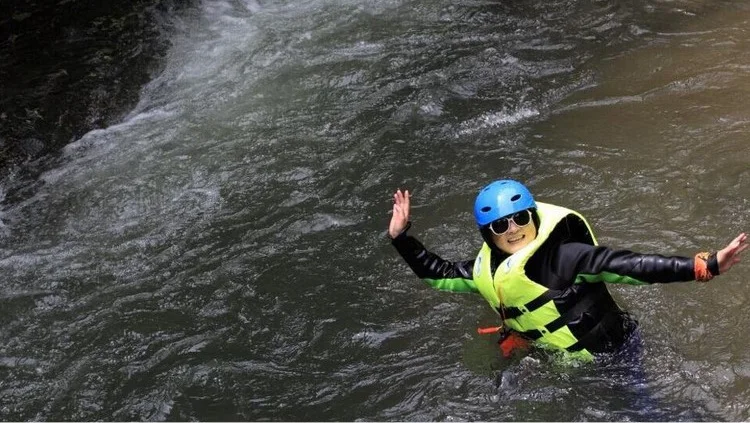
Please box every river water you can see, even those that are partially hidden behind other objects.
[1,0,749,420]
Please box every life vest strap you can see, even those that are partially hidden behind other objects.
[513,285,606,350]
[499,289,561,319]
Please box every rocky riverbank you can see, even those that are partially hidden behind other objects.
[0,0,193,184]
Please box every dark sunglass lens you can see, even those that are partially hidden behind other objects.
[491,219,509,234]
[513,210,531,226]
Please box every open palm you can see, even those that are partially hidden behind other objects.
[717,232,748,274]
[388,189,410,239]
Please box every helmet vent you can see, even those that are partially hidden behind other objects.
[511,194,521,201]
[481,206,491,212]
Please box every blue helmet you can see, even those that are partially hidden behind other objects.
[473,180,536,227]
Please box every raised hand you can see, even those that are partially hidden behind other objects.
[388,189,410,239]
[717,233,748,274]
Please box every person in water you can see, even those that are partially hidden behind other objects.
[388,179,748,360]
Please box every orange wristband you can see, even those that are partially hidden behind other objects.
[694,252,714,282]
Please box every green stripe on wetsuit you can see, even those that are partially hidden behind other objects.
[423,278,477,293]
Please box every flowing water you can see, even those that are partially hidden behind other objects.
[1,0,749,420]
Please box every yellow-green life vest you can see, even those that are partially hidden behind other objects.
[472,202,598,358]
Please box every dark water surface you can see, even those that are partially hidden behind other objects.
[1,0,749,420]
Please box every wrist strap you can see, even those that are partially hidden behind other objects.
[694,252,716,282]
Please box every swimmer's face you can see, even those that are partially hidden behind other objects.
[489,209,537,254]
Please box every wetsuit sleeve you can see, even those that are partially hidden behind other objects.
[390,225,478,293]
[558,242,695,285]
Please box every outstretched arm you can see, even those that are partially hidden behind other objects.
[388,188,477,293]
[556,232,748,286]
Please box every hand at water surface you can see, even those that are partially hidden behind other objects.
[717,232,748,274]
[388,189,410,239]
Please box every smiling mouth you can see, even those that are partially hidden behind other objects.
[507,234,525,244]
